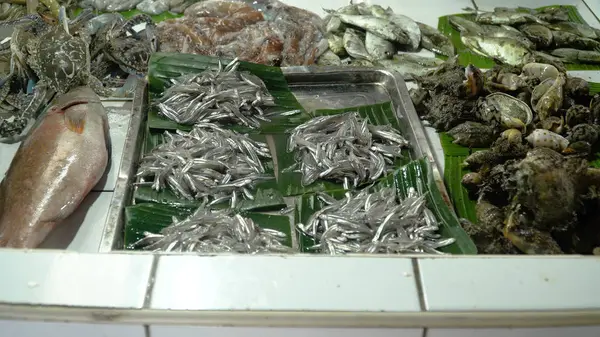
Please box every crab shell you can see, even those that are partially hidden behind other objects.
[525,129,569,152]
[28,27,91,93]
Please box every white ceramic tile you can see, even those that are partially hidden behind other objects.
[427,327,600,337]
[39,192,112,252]
[418,257,600,311]
[0,250,153,308]
[151,255,421,311]
[92,104,132,192]
[0,143,18,180]
[151,326,422,337]
[584,0,600,22]
[0,320,145,337]
[474,0,600,28]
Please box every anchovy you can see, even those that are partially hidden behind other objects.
[136,123,273,207]
[154,58,280,127]
[131,206,294,253]
[296,187,455,255]
[285,112,409,187]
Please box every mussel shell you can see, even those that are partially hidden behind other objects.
[482,92,533,128]
[521,62,559,82]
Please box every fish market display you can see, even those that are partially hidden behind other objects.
[154,58,277,127]
[0,86,110,248]
[156,0,327,66]
[412,57,600,254]
[319,3,453,78]
[0,8,155,142]
[285,112,410,187]
[136,123,273,208]
[131,206,293,253]
[297,187,455,254]
[449,6,600,66]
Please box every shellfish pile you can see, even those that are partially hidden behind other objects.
[411,57,600,255]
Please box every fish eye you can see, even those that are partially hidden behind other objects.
[266,4,272,9]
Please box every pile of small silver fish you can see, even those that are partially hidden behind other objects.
[131,206,293,253]
[285,112,410,186]
[136,123,273,207]
[318,3,453,79]
[155,58,277,127]
[297,187,456,255]
[451,6,600,66]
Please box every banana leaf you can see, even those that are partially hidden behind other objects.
[294,159,477,254]
[274,101,413,197]
[147,52,308,132]
[437,5,600,70]
[72,8,183,22]
[124,203,293,249]
[132,128,285,211]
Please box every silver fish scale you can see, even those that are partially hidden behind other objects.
[131,206,294,253]
[136,123,273,207]
[297,187,455,255]
[286,112,410,186]
[154,58,278,127]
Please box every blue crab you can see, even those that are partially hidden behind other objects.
[0,8,112,143]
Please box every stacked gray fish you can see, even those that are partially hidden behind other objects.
[154,58,277,127]
[136,123,272,207]
[318,3,454,79]
[451,6,600,66]
[131,206,293,253]
[297,187,455,254]
[285,112,409,186]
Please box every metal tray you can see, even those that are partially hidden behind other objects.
[98,66,454,252]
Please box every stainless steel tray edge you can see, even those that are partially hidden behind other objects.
[282,66,455,209]
[99,66,455,252]
[98,80,148,252]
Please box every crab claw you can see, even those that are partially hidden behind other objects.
[503,208,563,255]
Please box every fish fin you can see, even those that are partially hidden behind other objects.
[322,8,336,15]
[64,109,87,134]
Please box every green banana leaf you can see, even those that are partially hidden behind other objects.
[147,52,308,132]
[132,128,285,211]
[274,101,413,197]
[437,5,600,70]
[124,203,293,249]
[294,159,477,254]
[72,8,183,22]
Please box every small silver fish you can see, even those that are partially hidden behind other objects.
[286,112,409,186]
[136,123,273,207]
[132,206,294,253]
[297,187,455,255]
[331,13,410,45]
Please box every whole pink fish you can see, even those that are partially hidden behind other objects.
[0,86,110,248]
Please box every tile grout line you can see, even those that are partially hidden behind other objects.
[411,259,429,337]
[411,258,427,311]
[142,255,160,309]
[582,0,600,24]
